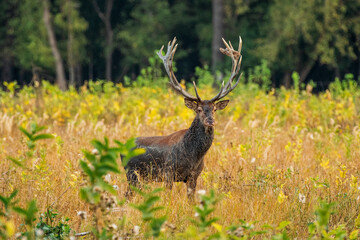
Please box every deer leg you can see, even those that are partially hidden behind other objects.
[186,176,197,201]
[164,170,174,190]
[164,159,175,190]
[125,169,140,198]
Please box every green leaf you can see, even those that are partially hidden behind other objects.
[80,187,100,204]
[13,207,27,215]
[91,140,105,152]
[79,160,95,183]
[0,195,7,206]
[100,154,116,164]
[35,125,46,133]
[9,190,18,200]
[96,179,116,195]
[96,164,120,175]
[19,127,33,140]
[83,150,96,163]
[7,156,24,167]
[32,133,54,141]
[276,221,291,230]
[151,188,164,195]
[30,122,37,134]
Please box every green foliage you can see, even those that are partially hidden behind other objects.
[35,209,71,239]
[248,59,272,91]
[130,188,167,238]
[20,122,54,151]
[80,137,122,202]
[292,72,300,93]
[7,122,54,168]
[308,201,349,240]
[255,0,359,83]
[329,73,359,98]
[11,0,54,71]
[117,0,172,69]
[54,0,88,68]
[192,190,220,233]
[194,65,215,87]
[79,137,144,202]
[13,200,38,238]
[79,137,145,238]
[130,55,169,88]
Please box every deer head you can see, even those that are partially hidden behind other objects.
[157,37,243,127]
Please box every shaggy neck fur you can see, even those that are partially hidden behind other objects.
[180,116,214,159]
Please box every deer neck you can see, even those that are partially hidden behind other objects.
[182,116,214,158]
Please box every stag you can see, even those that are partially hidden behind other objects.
[123,37,243,200]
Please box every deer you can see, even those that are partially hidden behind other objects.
[123,36,243,200]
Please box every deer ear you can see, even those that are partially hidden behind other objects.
[184,98,198,110]
[215,100,229,110]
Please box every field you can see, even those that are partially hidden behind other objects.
[0,77,360,239]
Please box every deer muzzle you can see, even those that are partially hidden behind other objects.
[204,117,215,127]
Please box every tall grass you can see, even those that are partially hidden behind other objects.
[0,73,359,238]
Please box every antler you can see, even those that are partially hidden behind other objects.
[210,36,243,102]
[157,37,201,102]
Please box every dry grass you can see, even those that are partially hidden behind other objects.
[0,82,359,238]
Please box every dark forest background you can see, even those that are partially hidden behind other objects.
[0,0,359,91]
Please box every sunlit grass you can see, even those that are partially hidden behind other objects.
[0,80,359,238]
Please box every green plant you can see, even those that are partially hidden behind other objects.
[193,190,220,233]
[7,123,54,167]
[0,190,19,239]
[130,187,167,238]
[13,200,38,239]
[307,201,358,240]
[248,59,272,91]
[132,55,169,88]
[79,137,145,239]
[35,209,71,239]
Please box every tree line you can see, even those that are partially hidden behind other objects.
[0,0,359,90]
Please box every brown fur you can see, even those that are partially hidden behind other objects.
[136,129,187,147]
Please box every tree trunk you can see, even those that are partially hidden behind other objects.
[211,0,224,74]
[1,54,13,83]
[67,0,75,87]
[105,22,113,81]
[92,0,114,81]
[282,71,291,88]
[76,64,82,86]
[299,61,315,83]
[43,0,67,90]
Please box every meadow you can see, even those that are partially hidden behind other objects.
[0,73,360,239]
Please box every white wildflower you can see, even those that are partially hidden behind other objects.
[197,189,206,196]
[299,193,306,204]
[104,174,111,182]
[113,185,119,190]
[133,225,140,235]
[77,211,87,220]
[109,224,118,231]
[251,157,256,163]
[194,212,199,217]
[35,229,44,237]
[187,188,193,195]
[91,148,99,155]
[309,133,314,140]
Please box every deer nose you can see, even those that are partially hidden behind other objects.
[204,118,215,126]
